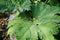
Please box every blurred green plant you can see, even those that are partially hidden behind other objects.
[0,0,60,40]
[0,0,31,13]
[8,1,60,40]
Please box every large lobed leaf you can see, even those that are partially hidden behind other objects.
[8,2,60,40]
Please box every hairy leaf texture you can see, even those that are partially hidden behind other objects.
[8,2,60,40]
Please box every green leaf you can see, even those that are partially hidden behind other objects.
[18,0,31,12]
[0,0,31,13]
[8,2,60,40]
[31,2,60,40]
[8,16,38,40]
[31,2,60,22]
[0,0,7,13]
[10,0,31,12]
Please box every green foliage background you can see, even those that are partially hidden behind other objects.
[0,0,60,40]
